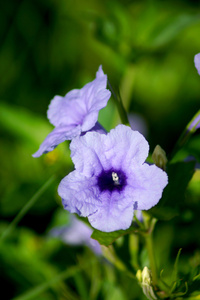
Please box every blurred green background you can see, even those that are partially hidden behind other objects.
[0,0,200,299]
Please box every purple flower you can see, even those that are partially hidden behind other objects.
[51,216,102,255]
[194,53,200,75]
[33,66,111,157]
[58,125,168,232]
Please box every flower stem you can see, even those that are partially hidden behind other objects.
[107,80,130,126]
[143,215,158,285]
[145,228,158,285]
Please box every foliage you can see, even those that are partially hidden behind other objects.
[0,0,200,299]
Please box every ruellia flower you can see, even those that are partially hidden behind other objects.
[194,53,200,75]
[50,216,102,255]
[33,66,111,157]
[58,125,168,232]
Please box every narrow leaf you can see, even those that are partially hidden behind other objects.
[12,260,95,300]
[171,248,182,286]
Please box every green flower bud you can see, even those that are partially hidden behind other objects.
[136,267,157,300]
[152,145,168,171]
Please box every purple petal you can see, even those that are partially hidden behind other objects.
[32,125,81,157]
[70,132,107,177]
[81,65,110,110]
[64,216,102,255]
[126,163,168,210]
[86,238,102,255]
[88,191,134,232]
[61,217,93,245]
[47,91,87,127]
[47,66,111,132]
[70,125,149,177]
[96,65,105,78]
[58,171,100,216]
[51,216,102,255]
[88,122,107,134]
[103,125,149,170]
[80,67,111,131]
[187,110,200,132]
[194,53,200,75]
[81,111,99,132]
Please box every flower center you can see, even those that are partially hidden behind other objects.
[97,169,127,192]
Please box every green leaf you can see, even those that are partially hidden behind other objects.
[172,282,188,297]
[91,225,138,247]
[171,248,182,286]
[185,136,200,163]
[149,14,200,48]
[0,102,52,146]
[149,161,195,220]
[186,273,200,296]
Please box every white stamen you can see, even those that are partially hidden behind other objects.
[112,172,120,185]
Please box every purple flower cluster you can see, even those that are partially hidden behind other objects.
[33,65,169,233]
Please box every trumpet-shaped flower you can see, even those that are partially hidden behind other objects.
[33,66,111,157]
[58,125,168,232]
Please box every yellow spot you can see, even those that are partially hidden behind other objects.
[44,149,59,165]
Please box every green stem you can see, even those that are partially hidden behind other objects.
[145,230,158,285]
[143,217,158,285]
[129,233,140,270]
[0,175,55,243]
[107,80,130,126]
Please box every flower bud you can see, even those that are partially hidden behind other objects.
[136,267,157,300]
[152,145,168,171]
